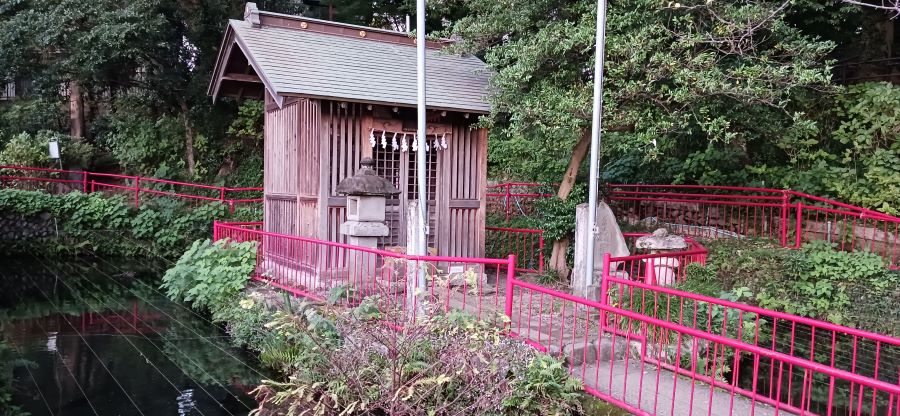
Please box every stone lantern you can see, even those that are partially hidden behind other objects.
[335,157,401,249]
[635,228,687,286]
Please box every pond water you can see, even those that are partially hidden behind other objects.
[0,255,268,415]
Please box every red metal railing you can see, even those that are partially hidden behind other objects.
[610,184,900,268]
[608,233,708,285]
[0,165,263,213]
[485,226,544,274]
[487,182,553,221]
[505,252,900,415]
[214,221,516,322]
[215,221,899,415]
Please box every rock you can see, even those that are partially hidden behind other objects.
[563,340,599,366]
[636,228,688,250]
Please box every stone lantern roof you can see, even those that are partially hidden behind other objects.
[336,157,401,196]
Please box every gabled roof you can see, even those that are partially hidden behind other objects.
[208,4,492,113]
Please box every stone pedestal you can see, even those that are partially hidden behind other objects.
[340,220,389,287]
[573,202,629,299]
[636,228,687,286]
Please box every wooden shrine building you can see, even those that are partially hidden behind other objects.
[209,3,492,258]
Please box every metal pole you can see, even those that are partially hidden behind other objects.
[415,0,428,291]
[584,0,608,288]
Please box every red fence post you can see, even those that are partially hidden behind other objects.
[780,191,789,247]
[133,177,141,209]
[213,220,219,241]
[504,254,516,321]
[794,202,803,248]
[505,184,512,222]
[600,253,610,331]
[537,232,545,274]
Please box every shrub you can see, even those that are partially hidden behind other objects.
[685,238,900,335]
[160,239,257,312]
[0,189,262,256]
[250,306,583,416]
[0,130,94,168]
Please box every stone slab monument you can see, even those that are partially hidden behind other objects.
[572,202,629,300]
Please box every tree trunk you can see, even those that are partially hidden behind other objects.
[180,101,196,177]
[68,81,85,138]
[547,129,592,277]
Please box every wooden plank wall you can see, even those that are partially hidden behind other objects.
[316,100,487,258]
[264,96,320,239]
[439,125,487,258]
[296,99,321,238]
[320,101,363,244]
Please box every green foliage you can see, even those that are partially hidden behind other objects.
[0,189,261,256]
[248,307,583,416]
[686,238,900,335]
[0,99,66,138]
[0,130,94,168]
[160,239,257,312]
[227,100,264,141]
[453,0,834,186]
[532,185,586,243]
[130,198,228,252]
[503,355,583,414]
[100,101,188,177]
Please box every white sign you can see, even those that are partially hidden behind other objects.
[48,140,60,159]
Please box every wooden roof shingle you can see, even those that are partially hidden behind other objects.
[209,9,492,114]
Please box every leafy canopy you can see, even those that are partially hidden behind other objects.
[451,0,835,184]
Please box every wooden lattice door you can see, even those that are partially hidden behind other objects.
[372,136,438,249]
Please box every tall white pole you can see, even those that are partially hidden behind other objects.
[584,0,608,288]
[415,0,428,289]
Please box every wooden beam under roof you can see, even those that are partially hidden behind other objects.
[222,73,262,83]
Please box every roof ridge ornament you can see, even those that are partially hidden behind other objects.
[244,3,261,28]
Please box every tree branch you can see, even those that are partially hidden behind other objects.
[842,0,900,18]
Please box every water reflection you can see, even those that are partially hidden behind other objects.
[0,256,266,415]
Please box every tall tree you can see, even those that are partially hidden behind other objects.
[452,0,835,276]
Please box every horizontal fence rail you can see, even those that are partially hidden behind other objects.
[214,221,516,322]
[0,165,263,212]
[486,182,553,221]
[609,184,900,268]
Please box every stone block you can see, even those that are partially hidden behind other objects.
[346,195,387,222]
[340,220,389,237]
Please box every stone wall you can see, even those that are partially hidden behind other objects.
[0,212,56,242]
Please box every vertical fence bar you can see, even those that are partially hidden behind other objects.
[781,190,790,247]
[504,254,516,321]
[795,202,803,248]
[505,184,512,221]
[133,177,141,208]
[82,172,88,193]
[538,232,545,273]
